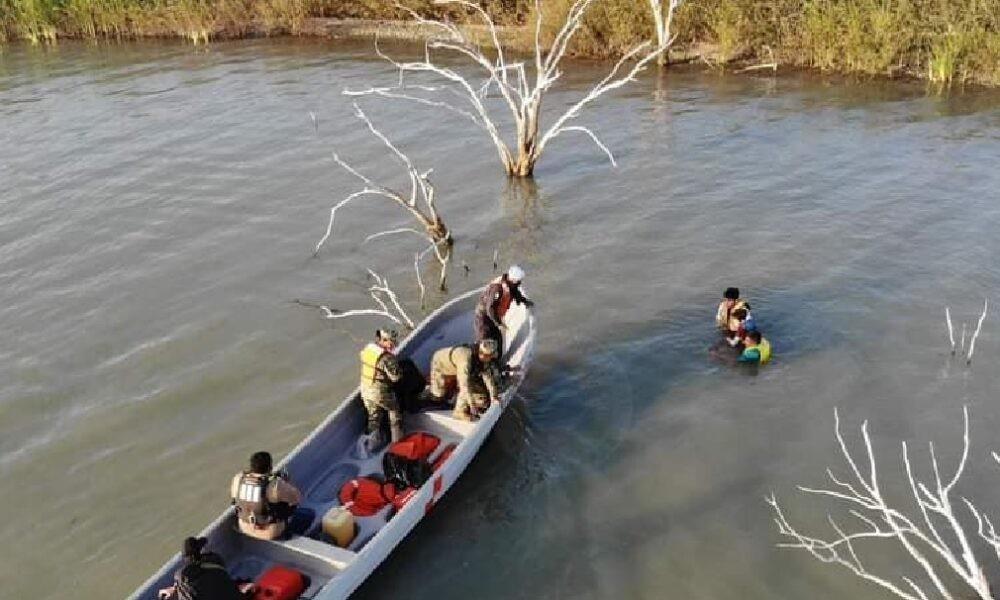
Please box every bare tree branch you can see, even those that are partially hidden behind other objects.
[345,0,681,177]
[769,408,996,600]
[315,102,453,291]
[967,298,988,364]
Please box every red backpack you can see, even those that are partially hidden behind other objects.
[338,477,393,517]
[388,432,440,461]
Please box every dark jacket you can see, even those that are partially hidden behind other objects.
[173,553,245,600]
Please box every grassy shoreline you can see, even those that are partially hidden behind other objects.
[2,1,998,87]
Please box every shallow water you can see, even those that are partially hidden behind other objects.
[2,38,1000,599]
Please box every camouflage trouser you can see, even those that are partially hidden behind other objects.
[427,366,489,414]
[360,384,403,441]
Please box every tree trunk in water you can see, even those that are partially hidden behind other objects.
[425,217,451,246]
[509,112,540,178]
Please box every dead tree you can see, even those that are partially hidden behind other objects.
[649,0,684,66]
[306,270,416,329]
[945,300,989,364]
[768,407,1000,600]
[346,0,681,177]
[315,102,452,295]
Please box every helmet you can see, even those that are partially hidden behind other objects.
[507,265,525,283]
[478,338,499,357]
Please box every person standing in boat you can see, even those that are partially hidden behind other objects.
[157,536,253,600]
[359,328,404,446]
[423,339,502,421]
[230,451,302,541]
[475,265,534,355]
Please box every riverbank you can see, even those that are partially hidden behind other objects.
[2,1,998,87]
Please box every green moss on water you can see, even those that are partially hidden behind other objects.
[1,0,998,86]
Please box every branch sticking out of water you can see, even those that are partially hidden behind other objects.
[294,271,415,330]
[966,298,988,365]
[945,306,955,355]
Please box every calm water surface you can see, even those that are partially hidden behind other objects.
[2,38,1000,599]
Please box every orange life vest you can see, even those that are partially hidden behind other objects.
[493,277,515,320]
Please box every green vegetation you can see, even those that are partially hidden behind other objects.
[1,0,998,86]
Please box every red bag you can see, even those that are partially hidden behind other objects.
[432,444,456,472]
[254,566,306,600]
[388,432,440,461]
[338,477,391,517]
[392,487,418,511]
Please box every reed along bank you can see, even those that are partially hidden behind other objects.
[2,0,999,86]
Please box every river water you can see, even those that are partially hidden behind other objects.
[2,38,1000,599]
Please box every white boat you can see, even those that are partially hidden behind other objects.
[128,287,536,600]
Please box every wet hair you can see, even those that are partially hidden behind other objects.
[724,287,740,300]
[746,330,762,344]
[732,308,748,320]
[250,451,272,474]
[182,536,207,559]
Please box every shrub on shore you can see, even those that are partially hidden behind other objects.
[1,0,998,86]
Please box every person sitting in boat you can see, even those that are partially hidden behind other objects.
[359,328,404,447]
[715,287,747,331]
[738,330,772,366]
[157,536,254,600]
[230,451,302,541]
[475,265,534,355]
[423,339,502,421]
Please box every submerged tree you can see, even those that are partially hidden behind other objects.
[649,0,684,66]
[315,102,452,297]
[944,299,989,365]
[346,0,682,177]
[768,407,1000,600]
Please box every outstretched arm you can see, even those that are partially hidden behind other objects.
[512,283,534,307]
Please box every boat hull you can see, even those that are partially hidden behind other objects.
[128,287,536,600]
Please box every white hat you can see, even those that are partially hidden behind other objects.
[507,264,525,282]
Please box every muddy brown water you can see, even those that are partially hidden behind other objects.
[2,37,1000,599]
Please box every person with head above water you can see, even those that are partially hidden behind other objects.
[359,328,405,448]
[423,339,502,421]
[475,265,535,355]
[157,536,254,600]
[727,307,758,347]
[738,330,772,365]
[716,287,747,331]
[230,451,302,541]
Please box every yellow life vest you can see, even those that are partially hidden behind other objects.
[757,337,772,365]
[360,343,387,383]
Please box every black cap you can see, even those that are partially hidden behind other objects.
[724,287,740,300]
[183,536,207,558]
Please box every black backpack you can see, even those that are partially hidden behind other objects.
[392,358,428,413]
[174,555,244,600]
[382,452,433,489]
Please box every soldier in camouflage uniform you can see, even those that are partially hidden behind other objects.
[359,329,403,445]
[425,339,502,421]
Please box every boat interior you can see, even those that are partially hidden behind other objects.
[132,292,533,599]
